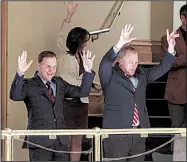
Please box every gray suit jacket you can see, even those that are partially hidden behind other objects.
[99,47,176,129]
[10,71,95,148]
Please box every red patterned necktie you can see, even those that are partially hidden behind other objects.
[126,75,139,126]
[132,87,139,126]
[46,82,55,102]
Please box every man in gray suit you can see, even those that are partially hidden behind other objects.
[99,24,179,161]
[10,50,95,161]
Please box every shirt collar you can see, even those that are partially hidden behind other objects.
[37,72,52,85]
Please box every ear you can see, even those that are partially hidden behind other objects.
[37,62,40,69]
[181,15,186,21]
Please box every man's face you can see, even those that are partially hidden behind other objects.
[118,51,138,76]
[38,57,57,81]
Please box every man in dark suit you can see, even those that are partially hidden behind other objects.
[99,24,179,161]
[160,4,186,128]
[10,50,95,161]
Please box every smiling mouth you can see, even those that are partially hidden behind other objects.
[47,73,53,75]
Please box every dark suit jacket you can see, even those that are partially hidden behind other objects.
[99,47,176,129]
[161,27,186,104]
[10,71,95,148]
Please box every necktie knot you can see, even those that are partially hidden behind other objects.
[46,81,55,102]
[126,74,130,78]
[125,74,136,93]
[46,81,51,89]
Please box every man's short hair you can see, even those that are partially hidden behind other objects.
[38,51,56,63]
[118,45,137,59]
[180,4,187,17]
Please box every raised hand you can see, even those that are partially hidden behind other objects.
[120,24,136,44]
[81,50,95,73]
[115,24,136,50]
[64,1,78,15]
[166,29,179,54]
[17,51,33,73]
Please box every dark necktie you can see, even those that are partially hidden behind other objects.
[46,81,55,102]
[126,75,139,126]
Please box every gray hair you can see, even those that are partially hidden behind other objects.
[117,45,137,60]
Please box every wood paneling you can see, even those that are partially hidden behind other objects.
[1,1,8,161]
[130,40,161,63]
[1,1,8,130]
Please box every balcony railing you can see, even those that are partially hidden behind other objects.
[2,127,186,161]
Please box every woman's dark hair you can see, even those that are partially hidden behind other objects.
[180,4,187,17]
[66,27,90,56]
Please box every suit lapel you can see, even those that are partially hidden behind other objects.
[135,73,143,91]
[35,74,53,103]
[114,64,134,93]
[53,77,60,107]
[176,28,186,55]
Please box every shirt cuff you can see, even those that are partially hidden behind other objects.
[170,51,176,56]
[17,72,24,77]
[113,46,120,54]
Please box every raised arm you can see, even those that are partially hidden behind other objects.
[160,34,186,70]
[99,24,136,89]
[56,1,78,55]
[10,51,33,101]
[146,29,178,83]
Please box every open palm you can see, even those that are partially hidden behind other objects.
[18,51,33,73]
[119,24,136,45]
[81,50,95,72]
[65,1,78,15]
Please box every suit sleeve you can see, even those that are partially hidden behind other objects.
[146,52,177,84]
[160,35,186,70]
[99,47,118,90]
[62,71,95,98]
[9,73,28,101]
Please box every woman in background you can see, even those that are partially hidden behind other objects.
[56,2,101,161]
